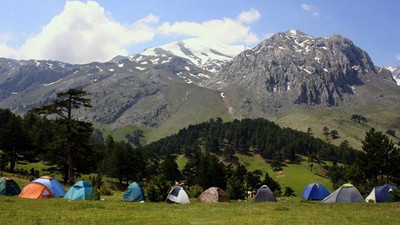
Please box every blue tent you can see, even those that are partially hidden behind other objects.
[302,183,330,200]
[122,182,145,202]
[64,181,96,200]
[32,176,66,198]
[366,184,399,202]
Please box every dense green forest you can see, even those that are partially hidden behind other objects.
[1,89,399,200]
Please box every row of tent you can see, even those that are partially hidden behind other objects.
[0,176,96,200]
[302,182,400,203]
[1,177,398,203]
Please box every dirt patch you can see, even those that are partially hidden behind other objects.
[276,171,286,178]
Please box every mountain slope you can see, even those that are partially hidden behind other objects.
[0,55,232,129]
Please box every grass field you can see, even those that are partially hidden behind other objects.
[0,194,399,225]
[275,105,400,150]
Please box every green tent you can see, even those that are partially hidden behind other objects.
[0,177,21,196]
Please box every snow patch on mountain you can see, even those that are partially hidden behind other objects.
[384,65,400,86]
[141,38,244,72]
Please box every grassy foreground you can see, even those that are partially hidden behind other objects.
[0,194,399,225]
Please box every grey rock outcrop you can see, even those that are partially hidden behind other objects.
[211,29,397,115]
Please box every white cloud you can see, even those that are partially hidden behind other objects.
[238,8,261,24]
[157,9,260,45]
[301,3,320,17]
[0,2,261,63]
[0,43,17,57]
[396,54,400,61]
[5,1,157,64]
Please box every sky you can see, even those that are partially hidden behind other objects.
[0,0,399,66]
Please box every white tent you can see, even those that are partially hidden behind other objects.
[166,186,190,204]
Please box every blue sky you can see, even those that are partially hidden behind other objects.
[0,0,399,66]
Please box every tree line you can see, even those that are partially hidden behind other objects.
[1,89,399,199]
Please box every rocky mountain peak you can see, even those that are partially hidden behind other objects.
[212,30,396,113]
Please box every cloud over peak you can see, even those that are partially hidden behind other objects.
[158,9,260,45]
[0,1,260,64]
[17,1,157,64]
[301,3,320,17]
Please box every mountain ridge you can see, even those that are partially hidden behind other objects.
[0,29,399,146]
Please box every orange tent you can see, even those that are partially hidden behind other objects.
[19,183,53,199]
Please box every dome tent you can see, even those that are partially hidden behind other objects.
[322,183,364,203]
[253,185,276,202]
[64,181,97,200]
[365,184,399,203]
[166,186,190,204]
[19,183,53,199]
[122,182,145,202]
[32,176,66,197]
[197,187,229,203]
[0,177,21,196]
[302,183,330,200]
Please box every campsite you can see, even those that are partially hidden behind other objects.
[1,175,400,224]
[1,191,400,225]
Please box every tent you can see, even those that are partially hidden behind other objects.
[197,187,229,203]
[32,176,66,197]
[166,186,190,204]
[0,177,21,196]
[365,184,399,203]
[64,181,97,200]
[302,183,330,200]
[253,185,276,202]
[122,182,145,202]
[19,183,53,199]
[322,183,364,203]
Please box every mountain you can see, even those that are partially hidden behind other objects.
[211,29,398,116]
[0,30,399,146]
[385,65,400,85]
[0,55,231,129]
[141,38,243,73]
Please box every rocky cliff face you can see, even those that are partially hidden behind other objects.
[211,30,396,115]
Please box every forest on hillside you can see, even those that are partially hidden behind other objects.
[1,89,400,200]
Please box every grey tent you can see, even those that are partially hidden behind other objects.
[197,187,229,203]
[253,185,276,202]
[322,183,364,203]
[166,186,190,204]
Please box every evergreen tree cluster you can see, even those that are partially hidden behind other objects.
[140,118,357,166]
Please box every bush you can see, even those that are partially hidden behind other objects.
[145,175,172,202]
[389,189,400,202]
[188,185,203,198]
[283,186,296,197]
[98,186,113,196]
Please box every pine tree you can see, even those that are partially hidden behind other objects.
[31,88,92,185]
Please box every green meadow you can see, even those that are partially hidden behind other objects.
[0,194,399,225]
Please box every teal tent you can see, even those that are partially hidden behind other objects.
[64,181,96,200]
[122,182,145,202]
[0,177,21,196]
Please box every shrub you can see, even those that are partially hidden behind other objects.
[283,186,296,197]
[188,185,203,198]
[389,189,400,202]
[99,186,113,196]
